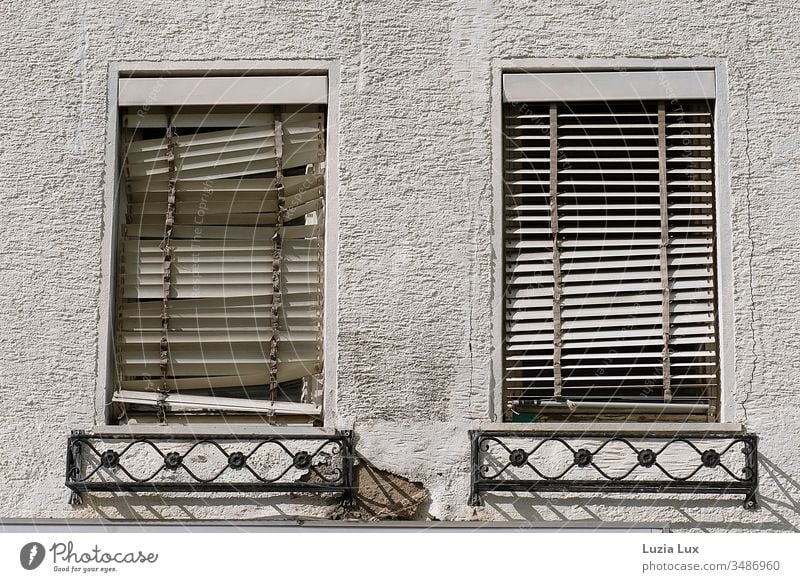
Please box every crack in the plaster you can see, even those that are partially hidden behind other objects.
[740,4,758,425]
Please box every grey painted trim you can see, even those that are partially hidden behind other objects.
[0,519,667,532]
[490,65,504,423]
[324,63,340,429]
[96,63,121,426]
[95,59,339,429]
[495,56,726,72]
[116,59,333,77]
[119,76,328,106]
[503,70,715,102]
[713,63,735,424]
[490,57,734,425]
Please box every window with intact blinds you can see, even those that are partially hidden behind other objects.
[112,75,327,425]
[501,70,721,423]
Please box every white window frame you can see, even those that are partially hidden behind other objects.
[489,58,737,429]
[95,60,340,430]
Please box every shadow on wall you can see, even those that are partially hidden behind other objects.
[86,493,338,522]
[757,456,800,531]
[77,453,799,528]
[81,457,431,522]
[479,453,800,532]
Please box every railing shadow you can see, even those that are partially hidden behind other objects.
[478,450,800,531]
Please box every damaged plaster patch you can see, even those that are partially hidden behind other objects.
[339,463,429,521]
[298,455,428,521]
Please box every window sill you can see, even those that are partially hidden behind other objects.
[479,422,745,436]
[85,425,337,438]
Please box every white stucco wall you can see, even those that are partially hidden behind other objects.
[0,0,798,530]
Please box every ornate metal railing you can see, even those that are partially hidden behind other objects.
[470,431,758,509]
[66,430,354,506]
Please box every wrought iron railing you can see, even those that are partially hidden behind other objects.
[66,430,354,506]
[470,431,758,509]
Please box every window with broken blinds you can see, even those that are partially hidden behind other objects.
[501,71,720,423]
[112,87,326,425]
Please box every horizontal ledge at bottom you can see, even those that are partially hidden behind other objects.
[0,519,668,532]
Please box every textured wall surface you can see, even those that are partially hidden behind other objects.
[0,0,799,530]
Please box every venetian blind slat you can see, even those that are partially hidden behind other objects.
[503,99,720,421]
[113,105,326,422]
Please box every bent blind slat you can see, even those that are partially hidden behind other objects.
[114,105,326,422]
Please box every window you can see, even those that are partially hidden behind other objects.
[500,70,722,423]
[109,74,328,425]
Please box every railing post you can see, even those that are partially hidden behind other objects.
[65,431,84,506]
[339,430,355,508]
[743,434,759,510]
[469,430,483,506]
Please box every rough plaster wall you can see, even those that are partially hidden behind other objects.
[0,0,798,530]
